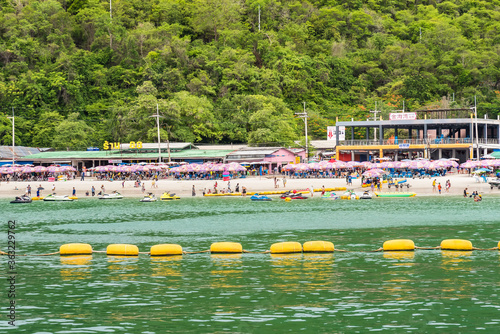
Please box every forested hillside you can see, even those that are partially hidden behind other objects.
[1,0,500,149]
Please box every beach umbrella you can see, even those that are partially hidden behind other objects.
[332,161,347,169]
[20,166,35,174]
[308,162,322,170]
[361,161,374,168]
[295,163,310,171]
[94,166,109,173]
[11,166,22,173]
[346,161,363,168]
[121,166,134,173]
[283,164,296,171]
[399,161,410,168]
[61,166,76,172]
[472,168,491,174]
[380,161,400,169]
[47,166,62,173]
[408,160,430,169]
[362,168,387,177]
[33,166,47,173]
[0,167,14,174]
[459,160,476,169]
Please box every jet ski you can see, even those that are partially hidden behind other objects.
[359,191,373,199]
[98,192,124,199]
[321,192,339,200]
[140,193,157,202]
[11,195,32,203]
[160,192,180,201]
[280,191,309,200]
[250,193,272,201]
[43,194,74,201]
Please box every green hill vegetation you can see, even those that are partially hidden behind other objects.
[1,0,500,150]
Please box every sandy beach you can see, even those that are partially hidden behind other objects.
[1,173,497,199]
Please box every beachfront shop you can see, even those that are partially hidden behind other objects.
[19,143,235,174]
[225,147,306,174]
[332,109,500,162]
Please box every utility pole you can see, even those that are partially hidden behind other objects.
[109,0,112,49]
[472,95,479,160]
[7,107,14,167]
[295,102,309,162]
[150,103,163,163]
[369,101,381,141]
[258,5,261,31]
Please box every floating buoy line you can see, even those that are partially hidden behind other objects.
[1,239,499,257]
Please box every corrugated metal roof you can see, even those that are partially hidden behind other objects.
[0,146,41,159]
[20,149,233,160]
[227,149,278,156]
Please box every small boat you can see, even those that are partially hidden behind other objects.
[280,192,308,200]
[98,192,124,199]
[374,192,416,198]
[321,192,339,200]
[250,193,272,201]
[140,194,157,202]
[11,195,32,204]
[360,191,372,200]
[43,194,74,201]
[160,192,180,201]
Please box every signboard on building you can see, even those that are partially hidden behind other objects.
[389,112,417,121]
[398,143,410,149]
[327,126,346,141]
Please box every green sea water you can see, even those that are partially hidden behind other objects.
[1,196,500,333]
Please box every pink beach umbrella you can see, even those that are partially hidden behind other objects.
[459,160,476,169]
[308,163,322,170]
[33,166,47,173]
[295,163,310,171]
[346,161,363,168]
[47,166,62,173]
[21,166,36,174]
[332,161,347,169]
[362,168,387,177]
[94,166,109,173]
[0,167,14,174]
[283,164,295,171]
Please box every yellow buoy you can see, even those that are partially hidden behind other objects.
[383,239,415,251]
[210,242,243,254]
[498,241,500,250]
[60,243,93,255]
[106,244,139,256]
[150,244,183,256]
[270,241,302,254]
[68,196,78,200]
[303,241,334,253]
[32,196,44,200]
[285,197,291,202]
[440,239,473,251]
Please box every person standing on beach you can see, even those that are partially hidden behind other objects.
[91,186,95,196]
[192,185,196,196]
[432,179,436,192]
[438,183,442,194]
[282,176,287,188]
[51,184,56,194]
[72,187,76,196]
[463,188,468,197]
[26,184,31,196]
[101,184,105,193]
[446,180,451,192]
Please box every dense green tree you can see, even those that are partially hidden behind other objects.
[1,0,500,148]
